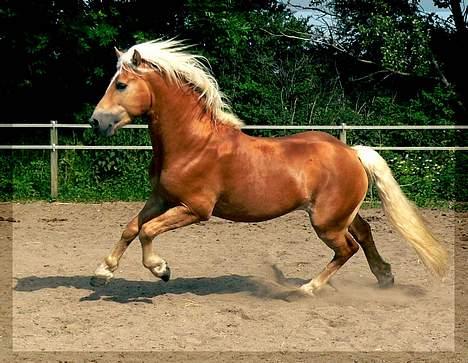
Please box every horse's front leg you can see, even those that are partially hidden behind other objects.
[90,195,167,286]
[139,205,200,281]
[90,216,139,286]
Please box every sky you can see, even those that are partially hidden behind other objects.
[285,0,453,20]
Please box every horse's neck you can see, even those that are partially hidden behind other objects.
[146,77,215,160]
[148,115,213,157]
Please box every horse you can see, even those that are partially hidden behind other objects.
[89,39,448,295]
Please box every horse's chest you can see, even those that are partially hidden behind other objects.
[157,167,217,201]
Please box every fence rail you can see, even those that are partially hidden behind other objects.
[1,123,466,129]
[1,122,466,199]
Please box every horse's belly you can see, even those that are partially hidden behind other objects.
[212,180,309,222]
[212,207,301,222]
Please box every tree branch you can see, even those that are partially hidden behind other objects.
[261,28,430,79]
[449,0,468,35]
[284,1,335,17]
[351,70,392,82]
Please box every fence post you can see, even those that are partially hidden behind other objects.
[340,122,347,144]
[50,120,58,200]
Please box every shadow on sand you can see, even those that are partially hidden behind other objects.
[14,265,309,304]
[14,264,427,304]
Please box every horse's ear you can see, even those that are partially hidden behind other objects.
[132,49,142,67]
[114,47,123,59]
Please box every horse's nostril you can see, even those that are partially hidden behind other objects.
[89,118,99,128]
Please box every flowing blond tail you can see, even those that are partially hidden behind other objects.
[353,145,448,278]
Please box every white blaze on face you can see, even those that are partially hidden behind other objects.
[106,68,121,93]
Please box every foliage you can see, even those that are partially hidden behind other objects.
[382,151,456,205]
[310,0,468,113]
[331,0,432,75]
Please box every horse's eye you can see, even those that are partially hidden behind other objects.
[116,82,127,91]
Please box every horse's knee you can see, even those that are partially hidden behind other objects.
[138,223,153,242]
[122,221,139,241]
[122,227,138,241]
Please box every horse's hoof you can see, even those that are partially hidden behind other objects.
[149,262,171,282]
[90,275,110,287]
[160,266,171,282]
[378,275,394,289]
[298,284,316,297]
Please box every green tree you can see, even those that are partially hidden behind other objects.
[303,0,467,116]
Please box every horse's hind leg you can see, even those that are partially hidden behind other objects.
[349,214,394,288]
[300,229,359,295]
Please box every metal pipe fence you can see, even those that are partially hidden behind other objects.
[0,121,466,199]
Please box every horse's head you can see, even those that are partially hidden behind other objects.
[90,49,152,136]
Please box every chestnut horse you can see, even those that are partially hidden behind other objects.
[89,40,447,294]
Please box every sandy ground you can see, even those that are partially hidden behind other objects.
[10,202,455,352]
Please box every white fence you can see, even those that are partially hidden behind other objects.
[0,122,466,199]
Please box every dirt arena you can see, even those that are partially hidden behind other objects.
[11,202,455,352]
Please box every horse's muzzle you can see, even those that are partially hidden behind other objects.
[89,112,117,136]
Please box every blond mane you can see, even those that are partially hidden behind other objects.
[117,39,244,128]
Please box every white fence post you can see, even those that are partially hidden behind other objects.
[50,120,58,200]
[340,122,347,144]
